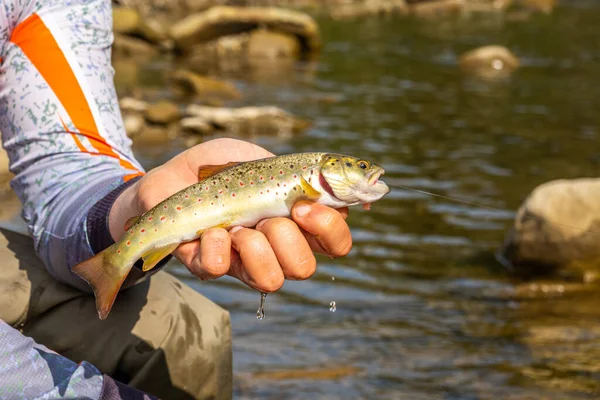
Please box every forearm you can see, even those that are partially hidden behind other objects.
[0,0,145,289]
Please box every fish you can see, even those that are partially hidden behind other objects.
[72,152,391,319]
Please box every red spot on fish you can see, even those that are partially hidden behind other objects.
[176,206,181,211]
[267,189,270,193]
[140,229,145,233]
[205,187,209,191]
[211,202,214,205]
[219,190,223,194]
[160,216,166,221]
[260,191,263,194]
[270,176,274,180]
[279,170,283,175]
[248,195,251,198]
[148,217,153,221]
[172,220,175,223]
[239,182,244,187]
[213,181,216,185]
[117,250,121,254]
[198,198,202,202]
[126,241,131,246]
[232,193,236,197]
[293,175,297,179]
[154,228,158,232]
[250,181,254,185]
[249,171,253,175]
[226,178,230,182]
[163,205,167,209]
[139,241,143,245]
[259,176,264,180]
[302,166,307,170]
[184,195,189,199]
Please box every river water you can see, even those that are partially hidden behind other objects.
[129,2,600,399]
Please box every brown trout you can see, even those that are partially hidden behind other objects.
[73,152,390,319]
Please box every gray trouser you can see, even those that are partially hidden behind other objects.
[0,226,232,400]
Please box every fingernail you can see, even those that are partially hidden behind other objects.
[294,203,311,218]
[229,226,243,234]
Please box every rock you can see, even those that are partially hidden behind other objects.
[120,97,149,113]
[251,365,361,380]
[459,45,520,76]
[123,113,146,137]
[169,6,321,54]
[112,6,166,44]
[185,105,311,136]
[497,178,600,277]
[180,117,216,135]
[330,1,409,20]
[112,34,158,58]
[521,0,555,13]
[144,100,182,125]
[408,0,464,16]
[247,30,301,60]
[131,124,177,147]
[171,69,242,102]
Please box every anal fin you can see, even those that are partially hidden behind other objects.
[142,243,179,272]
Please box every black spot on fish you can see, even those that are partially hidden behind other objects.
[289,164,294,168]
[346,162,352,167]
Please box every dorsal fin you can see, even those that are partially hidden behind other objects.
[197,162,239,181]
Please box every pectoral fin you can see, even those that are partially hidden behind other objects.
[198,162,239,181]
[300,176,321,200]
[141,243,179,272]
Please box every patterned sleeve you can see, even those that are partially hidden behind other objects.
[0,0,145,291]
[0,320,158,399]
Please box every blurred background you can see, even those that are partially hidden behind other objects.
[3,0,600,398]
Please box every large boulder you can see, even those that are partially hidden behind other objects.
[498,178,600,279]
[169,6,321,53]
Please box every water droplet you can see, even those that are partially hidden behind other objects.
[256,292,267,320]
[329,301,336,313]
[331,276,335,281]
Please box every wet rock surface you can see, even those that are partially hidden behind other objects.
[498,179,600,278]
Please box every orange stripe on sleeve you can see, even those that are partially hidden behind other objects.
[10,13,141,176]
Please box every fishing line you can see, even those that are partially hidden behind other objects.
[386,183,593,235]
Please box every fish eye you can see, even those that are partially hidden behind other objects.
[358,161,369,169]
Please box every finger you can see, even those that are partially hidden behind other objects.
[255,218,316,280]
[229,226,285,293]
[291,201,353,257]
[174,228,231,280]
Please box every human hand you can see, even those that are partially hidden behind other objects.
[110,138,352,293]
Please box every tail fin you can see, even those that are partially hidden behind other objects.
[72,244,130,320]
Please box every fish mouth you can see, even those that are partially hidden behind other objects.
[368,168,385,185]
